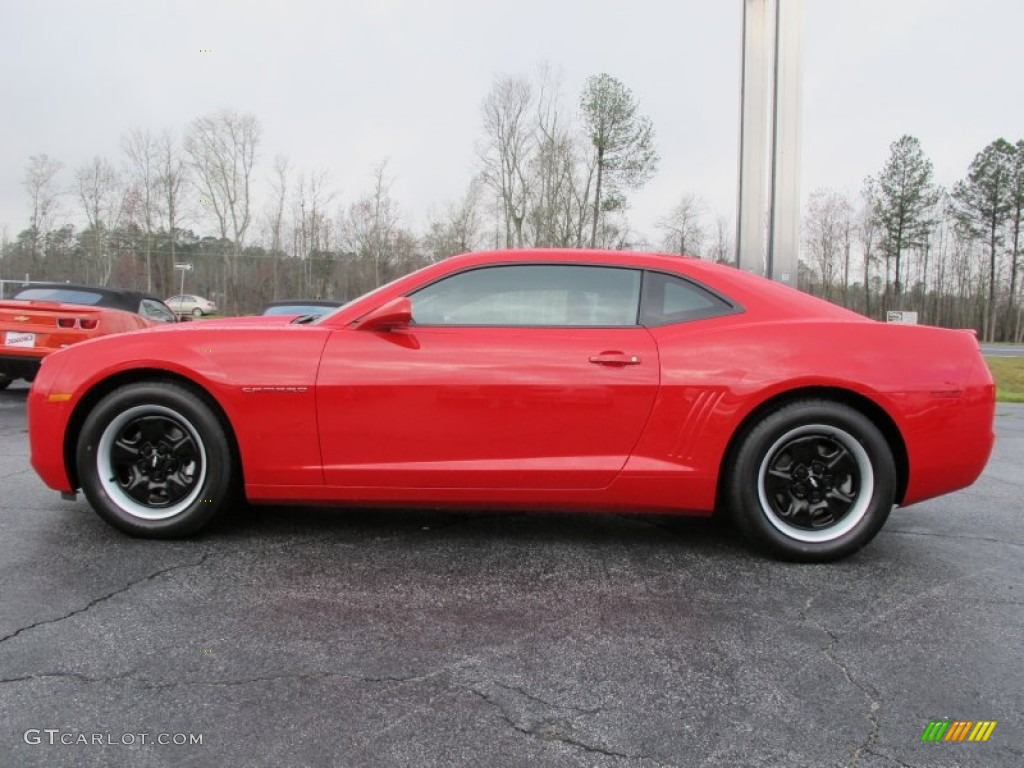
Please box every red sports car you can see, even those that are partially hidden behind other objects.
[27,250,995,561]
[1,283,178,388]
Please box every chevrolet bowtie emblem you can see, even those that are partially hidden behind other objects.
[13,315,29,321]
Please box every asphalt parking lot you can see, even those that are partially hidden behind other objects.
[1,381,1022,768]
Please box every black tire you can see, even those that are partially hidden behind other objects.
[76,382,235,537]
[725,400,896,562]
[0,375,11,390]
[192,307,203,317]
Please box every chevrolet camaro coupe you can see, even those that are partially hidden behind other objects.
[27,250,995,561]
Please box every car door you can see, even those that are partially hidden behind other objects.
[139,299,178,324]
[316,264,660,490]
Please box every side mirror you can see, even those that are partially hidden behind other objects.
[352,297,412,332]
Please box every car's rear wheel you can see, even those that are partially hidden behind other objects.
[192,307,203,317]
[77,382,234,537]
[725,400,896,562]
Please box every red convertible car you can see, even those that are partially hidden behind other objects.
[1,283,178,388]
[27,250,995,561]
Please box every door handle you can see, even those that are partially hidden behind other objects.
[589,352,641,366]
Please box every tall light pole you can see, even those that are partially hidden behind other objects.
[736,0,804,286]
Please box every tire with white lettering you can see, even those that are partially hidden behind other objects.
[77,382,234,537]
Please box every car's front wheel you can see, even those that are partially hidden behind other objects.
[725,400,896,562]
[77,382,235,537]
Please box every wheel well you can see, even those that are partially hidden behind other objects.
[715,386,909,508]
[63,369,244,491]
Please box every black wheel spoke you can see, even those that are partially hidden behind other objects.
[165,470,194,497]
[120,466,149,494]
[827,487,855,505]
[167,432,198,460]
[763,432,863,533]
[107,413,203,509]
[825,444,851,469]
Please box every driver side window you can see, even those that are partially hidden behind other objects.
[410,265,642,327]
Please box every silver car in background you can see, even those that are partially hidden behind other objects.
[165,294,218,318]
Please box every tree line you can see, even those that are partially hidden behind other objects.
[2,65,1021,341]
[800,135,1024,342]
[1,68,658,315]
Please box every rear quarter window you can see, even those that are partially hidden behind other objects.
[640,271,738,326]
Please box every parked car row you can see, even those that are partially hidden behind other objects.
[164,295,343,318]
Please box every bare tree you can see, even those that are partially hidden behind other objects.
[341,160,404,290]
[657,194,707,257]
[23,154,63,269]
[479,76,534,247]
[710,215,733,264]
[267,155,290,256]
[184,110,261,313]
[291,167,335,297]
[424,177,483,261]
[857,180,879,316]
[579,73,658,248]
[261,155,290,299]
[802,188,852,301]
[122,129,160,292]
[526,65,595,248]
[155,130,188,297]
[75,157,126,285]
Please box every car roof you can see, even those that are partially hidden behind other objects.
[359,249,864,324]
[12,283,166,313]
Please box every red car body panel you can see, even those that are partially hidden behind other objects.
[27,250,995,518]
[316,325,660,490]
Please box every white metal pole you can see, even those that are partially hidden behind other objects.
[736,0,772,274]
[768,0,804,287]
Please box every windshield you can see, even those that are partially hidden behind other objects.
[263,304,337,317]
[310,273,413,324]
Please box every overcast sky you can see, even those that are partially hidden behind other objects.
[2,0,1022,247]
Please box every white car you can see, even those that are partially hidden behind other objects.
[165,294,218,317]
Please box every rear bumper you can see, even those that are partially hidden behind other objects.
[0,352,45,381]
[900,357,996,506]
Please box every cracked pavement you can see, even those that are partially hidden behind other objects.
[1,382,1022,767]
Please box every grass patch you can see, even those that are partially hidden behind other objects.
[984,356,1024,403]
